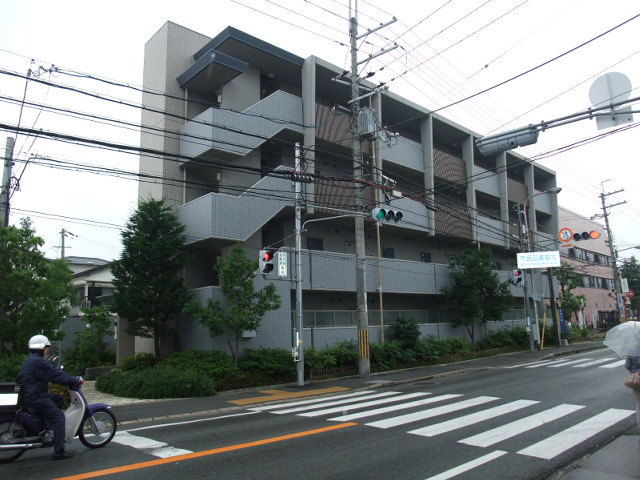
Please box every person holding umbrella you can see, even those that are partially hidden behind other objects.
[605,321,640,426]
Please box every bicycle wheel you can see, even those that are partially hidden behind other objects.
[0,419,28,463]
[78,409,117,448]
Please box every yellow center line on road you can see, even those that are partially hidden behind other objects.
[51,422,358,480]
[229,386,349,405]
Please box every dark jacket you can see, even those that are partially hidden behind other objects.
[17,353,79,405]
[625,355,640,373]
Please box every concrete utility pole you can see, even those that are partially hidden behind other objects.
[57,228,75,259]
[371,92,385,342]
[517,204,535,351]
[599,185,627,321]
[294,143,305,386]
[350,15,370,377]
[1,137,15,227]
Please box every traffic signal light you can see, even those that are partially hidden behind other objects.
[513,269,524,287]
[371,207,403,223]
[572,230,601,241]
[259,249,277,274]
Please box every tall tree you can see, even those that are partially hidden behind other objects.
[441,248,513,343]
[0,219,75,354]
[111,199,190,358]
[184,244,281,363]
[621,256,640,316]
[552,262,586,322]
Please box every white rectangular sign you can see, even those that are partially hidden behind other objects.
[621,278,630,293]
[517,251,561,269]
[277,251,288,277]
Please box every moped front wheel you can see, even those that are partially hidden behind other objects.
[0,419,27,463]
[79,409,117,448]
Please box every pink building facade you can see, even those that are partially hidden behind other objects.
[558,207,618,329]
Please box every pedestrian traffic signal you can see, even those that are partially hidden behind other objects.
[371,207,403,223]
[259,249,277,274]
[572,230,601,241]
[513,269,524,287]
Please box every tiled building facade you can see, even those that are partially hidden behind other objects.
[136,22,560,353]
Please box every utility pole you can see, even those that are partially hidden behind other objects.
[350,14,370,377]
[294,142,305,386]
[1,137,15,227]
[371,92,385,342]
[600,184,627,321]
[517,204,535,351]
[545,268,562,346]
[57,228,75,259]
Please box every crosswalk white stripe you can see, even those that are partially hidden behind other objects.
[249,391,376,411]
[328,394,463,422]
[600,359,626,369]
[298,392,431,417]
[504,360,552,369]
[515,351,599,369]
[271,391,401,414]
[571,358,617,368]
[365,396,499,429]
[517,408,635,459]
[424,450,508,480]
[112,432,193,458]
[459,404,585,447]
[546,357,595,368]
[409,400,539,437]
[524,357,591,369]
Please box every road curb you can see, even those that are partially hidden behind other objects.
[539,343,605,361]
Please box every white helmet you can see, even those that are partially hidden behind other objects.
[28,334,51,350]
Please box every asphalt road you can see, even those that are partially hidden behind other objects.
[2,348,636,480]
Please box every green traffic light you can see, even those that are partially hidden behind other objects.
[376,208,386,220]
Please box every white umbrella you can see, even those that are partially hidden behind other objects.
[604,321,640,357]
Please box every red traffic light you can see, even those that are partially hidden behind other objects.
[262,251,274,262]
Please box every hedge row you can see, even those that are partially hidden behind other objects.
[96,325,531,399]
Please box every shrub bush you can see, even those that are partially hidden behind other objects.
[477,327,529,350]
[119,352,156,372]
[330,340,358,367]
[371,340,417,370]
[304,348,338,371]
[238,348,295,383]
[0,354,26,382]
[392,318,420,349]
[96,366,217,399]
[162,349,246,391]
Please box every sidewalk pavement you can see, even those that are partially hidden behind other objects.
[95,340,605,426]
[551,426,640,479]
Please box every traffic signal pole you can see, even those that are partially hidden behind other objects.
[517,204,535,351]
[294,143,304,386]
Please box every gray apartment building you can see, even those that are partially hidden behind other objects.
[136,22,559,354]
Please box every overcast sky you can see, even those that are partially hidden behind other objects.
[0,0,638,262]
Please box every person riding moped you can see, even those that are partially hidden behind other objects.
[17,335,84,460]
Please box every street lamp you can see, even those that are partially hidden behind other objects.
[521,187,563,350]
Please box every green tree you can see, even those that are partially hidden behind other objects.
[184,244,281,363]
[552,262,586,322]
[0,219,75,354]
[441,248,513,343]
[621,256,640,315]
[111,199,190,358]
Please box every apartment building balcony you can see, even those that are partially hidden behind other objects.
[477,215,508,247]
[532,190,553,215]
[298,250,529,297]
[473,165,500,197]
[180,90,303,159]
[379,135,423,172]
